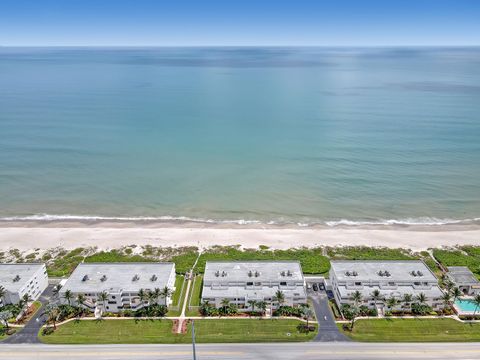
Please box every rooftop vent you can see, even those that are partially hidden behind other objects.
[378,270,391,277]
[221,271,227,277]
[287,270,292,277]
[13,275,21,282]
[100,275,107,282]
[82,275,89,282]
[132,274,140,282]
[248,271,253,277]
[150,275,158,282]
[417,271,423,277]
[254,271,260,277]
[345,271,358,277]
[215,271,220,277]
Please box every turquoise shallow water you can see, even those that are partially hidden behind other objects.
[455,299,479,312]
[0,47,480,225]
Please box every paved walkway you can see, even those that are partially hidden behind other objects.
[3,285,54,344]
[310,294,350,342]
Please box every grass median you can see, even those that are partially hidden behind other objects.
[338,318,480,342]
[39,318,315,344]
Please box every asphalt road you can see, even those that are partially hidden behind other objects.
[3,285,55,344]
[0,343,479,360]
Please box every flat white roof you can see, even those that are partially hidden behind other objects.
[0,263,45,292]
[331,260,438,282]
[204,261,304,282]
[60,263,175,293]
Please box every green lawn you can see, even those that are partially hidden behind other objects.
[339,318,480,342]
[185,274,203,316]
[39,319,315,344]
[433,246,480,280]
[193,319,316,343]
[39,319,186,344]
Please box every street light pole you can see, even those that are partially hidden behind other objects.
[191,319,197,360]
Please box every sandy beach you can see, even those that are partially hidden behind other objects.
[0,221,479,251]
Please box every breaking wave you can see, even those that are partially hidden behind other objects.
[0,214,479,227]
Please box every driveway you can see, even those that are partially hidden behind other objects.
[3,285,55,344]
[309,292,350,342]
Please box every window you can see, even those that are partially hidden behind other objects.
[280,282,287,286]
[388,282,395,286]
[247,282,253,286]
[355,282,362,286]
[255,282,261,286]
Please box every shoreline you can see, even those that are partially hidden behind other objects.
[0,221,479,251]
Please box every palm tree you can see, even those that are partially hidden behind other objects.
[148,289,159,305]
[0,310,12,330]
[386,296,397,311]
[44,303,60,330]
[97,291,109,313]
[256,301,267,315]
[274,290,285,307]
[21,293,33,311]
[76,294,86,307]
[371,289,383,305]
[63,289,73,306]
[247,300,257,314]
[416,292,427,305]
[441,292,452,312]
[220,298,231,316]
[302,307,315,329]
[160,286,172,305]
[402,293,413,314]
[138,288,148,307]
[352,291,362,306]
[473,294,480,317]
[451,287,462,303]
[0,285,6,305]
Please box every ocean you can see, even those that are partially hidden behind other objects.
[0,47,479,226]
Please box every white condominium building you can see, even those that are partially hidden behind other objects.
[330,260,444,311]
[201,261,307,310]
[0,263,49,305]
[59,262,176,313]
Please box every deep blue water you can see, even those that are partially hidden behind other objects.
[1,47,479,225]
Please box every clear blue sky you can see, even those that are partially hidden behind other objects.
[1,0,479,46]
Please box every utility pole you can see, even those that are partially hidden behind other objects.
[191,319,197,360]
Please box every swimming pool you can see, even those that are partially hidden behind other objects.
[455,299,479,313]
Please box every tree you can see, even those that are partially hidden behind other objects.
[0,310,12,330]
[97,291,109,313]
[352,291,362,306]
[386,296,397,311]
[138,289,148,305]
[160,286,172,304]
[402,293,413,314]
[256,301,267,315]
[247,300,257,314]
[371,289,383,305]
[451,287,462,303]
[0,285,6,305]
[302,307,315,328]
[416,292,427,305]
[473,294,480,317]
[44,303,60,330]
[341,304,358,330]
[76,294,86,307]
[274,290,285,307]
[63,290,73,306]
[441,292,452,312]
[148,289,159,305]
